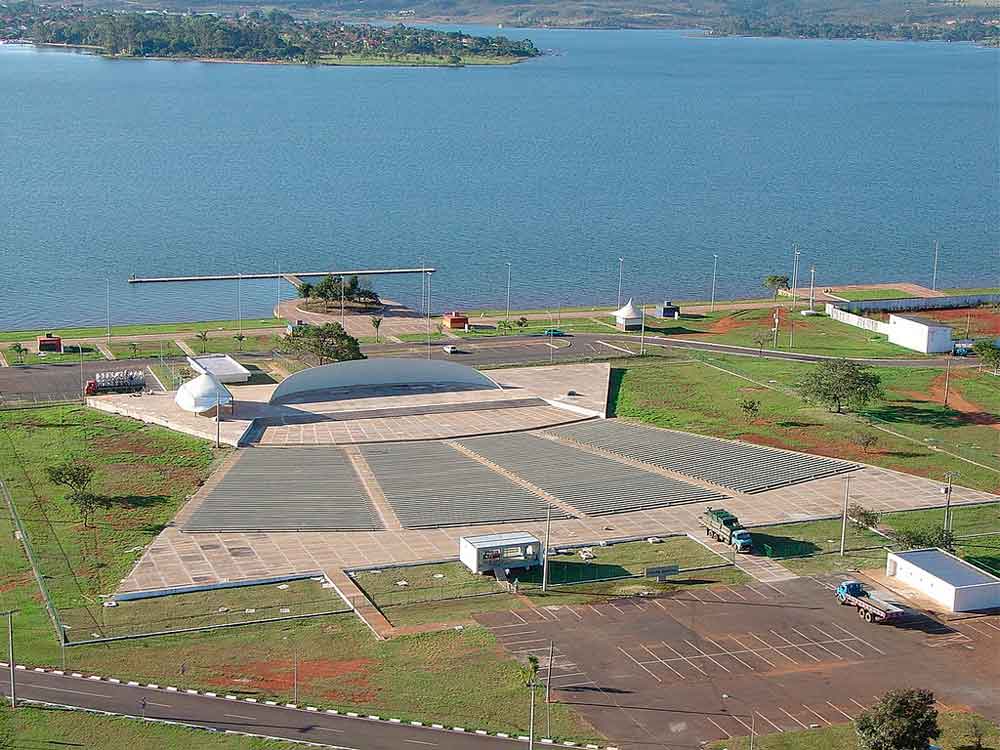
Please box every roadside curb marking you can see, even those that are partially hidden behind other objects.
[0,662,620,749]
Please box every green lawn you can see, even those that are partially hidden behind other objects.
[709,711,999,750]
[955,534,1000,576]
[61,578,346,640]
[0,318,284,343]
[185,334,279,355]
[749,519,889,575]
[455,319,617,338]
[834,288,915,301]
[108,340,185,359]
[882,501,1000,539]
[0,406,223,643]
[943,287,1000,295]
[397,331,447,342]
[610,355,1000,493]
[7,344,105,365]
[0,704,303,749]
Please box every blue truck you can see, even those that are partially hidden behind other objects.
[835,580,904,624]
[700,507,753,553]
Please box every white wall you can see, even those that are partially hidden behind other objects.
[954,582,1000,612]
[826,305,891,334]
[886,553,957,610]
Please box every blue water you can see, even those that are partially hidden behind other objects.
[1,31,997,329]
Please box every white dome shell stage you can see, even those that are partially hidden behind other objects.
[175,373,233,414]
[268,358,503,405]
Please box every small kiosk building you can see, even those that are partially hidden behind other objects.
[459,532,542,575]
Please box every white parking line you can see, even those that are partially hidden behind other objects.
[488,623,532,630]
[640,644,686,680]
[964,623,994,638]
[314,727,344,734]
[723,586,747,600]
[812,625,864,658]
[685,640,730,672]
[744,584,770,599]
[705,637,755,671]
[587,605,606,617]
[660,641,708,676]
[769,630,820,662]
[831,623,885,656]
[827,701,854,720]
[792,627,843,660]
[505,639,547,647]
[688,591,705,603]
[706,716,731,737]
[803,705,831,725]
[730,635,776,667]
[849,698,868,711]
[224,713,257,721]
[704,588,727,602]
[750,633,797,664]
[608,603,625,615]
[565,607,583,620]
[757,712,784,733]
[779,707,809,729]
[509,610,528,624]
[617,647,662,683]
[651,600,668,610]
[730,714,754,733]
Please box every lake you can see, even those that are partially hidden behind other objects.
[1,31,997,329]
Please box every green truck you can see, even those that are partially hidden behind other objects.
[700,507,753,553]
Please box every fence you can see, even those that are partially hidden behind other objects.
[825,304,891,335]
[1,479,67,644]
[0,392,84,410]
[833,293,999,315]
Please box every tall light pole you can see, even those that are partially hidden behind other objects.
[542,504,552,593]
[640,301,647,355]
[3,609,16,709]
[839,475,851,557]
[942,354,953,407]
[808,265,816,312]
[237,272,242,335]
[426,271,432,360]
[340,275,345,327]
[617,257,624,309]
[505,262,512,323]
[276,260,281,313]
[710,254,718,313]
[106,278,111,345]
[943,471,959,532]
[788,246,801,349]
[722,693,755,750]
[931,240,940,291]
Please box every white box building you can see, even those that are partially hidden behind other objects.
[886,548,1000,612]
[459,532,542,575]
[188,354,251,384]
[887,314,953,354]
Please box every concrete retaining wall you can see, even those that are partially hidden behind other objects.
[835,293,998,314]
[826,305,891,335]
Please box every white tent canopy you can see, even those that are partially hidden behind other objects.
[175,373,233,414]
[612,299,641,320]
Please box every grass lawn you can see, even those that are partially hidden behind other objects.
[642,308,919,358]
[610,355,1000,493]
[943,287,1000,295]
[833,288,914,301]
[708,711,999,750]
[0,704,302,749]
[8,344,105,365]
[749,519,889,575]
[61,578,346,640]
[0,318,284,343]
[0,406,223,643]
[955,534,1000,576]
[186,334,279,355]
[397,331,447,342]
[108,340,185,359]
[881,501,1000,539]
[455,319,617,338]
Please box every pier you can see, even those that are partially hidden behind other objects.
[128,267,436,284]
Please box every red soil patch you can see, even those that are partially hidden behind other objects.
[92,433,162,456]
[707,311,767,334]
[207,658,376,702]
[928,373,999,429]
[0,573,33,594]
[921,307,1000,337]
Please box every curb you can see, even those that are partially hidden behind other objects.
[1,661,619,750]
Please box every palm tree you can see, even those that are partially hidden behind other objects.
[370,317,382,343]
[298,282,314,300]
[233,333,246,352]
[7,342,27,364]
[127,342,139,359]
[195,330,209,354]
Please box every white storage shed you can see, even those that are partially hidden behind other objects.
[886,548,1000,613]
[887,314,953,354]
[459,532,542,575]
[611,299,642,331]
[188,354,251,384]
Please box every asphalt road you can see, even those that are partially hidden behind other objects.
[1,665,524,749]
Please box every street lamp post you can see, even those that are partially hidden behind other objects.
[640,301,646,355]
[106,278,111,345]
[237,272,242,336]
[710,254,718,313]
[808,265,816,312]
[840,475,851,556]
[426,272,432,360]
[943,471,959,532]
[3,609,16,709]
[505,262,512,324]
[542,504,552,592]
[617,257,624,309]
[789,246,801,349]
[931,240,940,291]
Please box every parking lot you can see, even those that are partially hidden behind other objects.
[477,576,1000,749]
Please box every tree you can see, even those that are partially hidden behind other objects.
[195,330,209,354]
[46,459,104,527]
[298,282,314,299]
[763,274,790,299]
[851,431,880,454]
[7,342,27,364]
[751,330,770,357]
[972,340,1000,374]
[799,358,884,413]
[890,525,956,552]
[127,342,139,359]
[279,322,364,366]
[233,333,246,352]
[516,316,529,331]
[739,398,761,423]
[855,688,939,750]
[370,316,382,343]
[314,274,340,311]
[966,715,988,750]
[849,503,882,531]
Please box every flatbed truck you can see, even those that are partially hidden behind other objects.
[700,507,753,553]
[835,580,904,624]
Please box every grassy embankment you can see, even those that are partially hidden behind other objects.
[0,318,283,343]
[0,704,302,750]
[833,288,914,301]
[709,711,999,750]
[611,353,1000,493]
[0,406,599,741]
[107,340,186,359]
[185,333,279,355]
[6,344,106,365]
[354,538,746,627]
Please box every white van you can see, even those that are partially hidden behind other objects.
[442,345,459,354]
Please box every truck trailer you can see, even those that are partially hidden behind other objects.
[835,580,904,624]
[700,507,753,553]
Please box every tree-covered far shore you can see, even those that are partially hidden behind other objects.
[0,3,541,64]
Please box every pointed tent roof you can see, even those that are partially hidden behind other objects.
[612,298,641,320]
[175,373,233,414]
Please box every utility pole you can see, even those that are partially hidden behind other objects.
[542,504,552,592]
[617,257,624,309]
[528,676,536,750]
[931,240,940,290]
[808,266,816,311]
[3,609,16,709]
[426,272,432,360]
[276,260,281,312]
[942,354,953,407]
[710,254,718,313]
[106,278,111,345]
[237,272,242,335]
[293,642,299,704]
[772,308,780,349]
[943,471,959,532]
[340,275,345,327]
[640,301,646,355]
[789,246,800,349]
[840,475,851,556]
[505,262,512,323]
[546,640,554,739]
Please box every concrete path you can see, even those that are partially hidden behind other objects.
[95,342,115,360]
[691,533,800,583]
[174,339,196,356]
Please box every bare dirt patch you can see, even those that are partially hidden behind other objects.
[207,657,377,702]
[922,307,1000,337]
[928,372,999,429]
[92,434,161,457]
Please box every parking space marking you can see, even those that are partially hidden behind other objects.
[808,575,837,591]
[792,627,843,660]
[706,716,731,738]
[812,625,864,658]
[617,646,662,683]
[704,588,728,602]
[730,714,754,733]
[668,596,689,608]
[509,610,528,624]
[608,603,625,615]
[639,644,686,680]
[744,584,770,599]
[762,582,785,596]
[506,638,547,647]
[485,623,531,630]
[651,600,668,610]
[779,707,809,729]
[565,607,583,620]
[587,605,606,617]
[964,622,994,638]
[705,637,755,671]
[660,641,708,676]
[750,633,798,664]
[730,635,776,667]
[685,640,730,672]
[723,586,747,600]
[688,591,705,603]
[827,701,854,720]
[849,698,868,711]
[757,712,784,733]
[770,629,821,662]
[803,704,832,725]
[831,623,885,656]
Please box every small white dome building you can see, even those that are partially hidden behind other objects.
[611,299,642,331]
[174,373,233,415]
